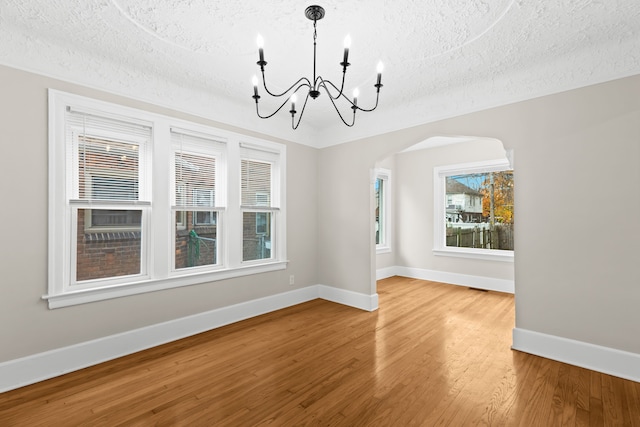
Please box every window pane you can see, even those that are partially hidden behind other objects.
[243,212,271,261]
[76,209,141,282]
[445,171,514,250]
[375,178,383,245]
[175,210,217,269]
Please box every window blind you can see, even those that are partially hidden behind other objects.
[66,108,151,202]
[241,158,271,207]
[171,130,223,209]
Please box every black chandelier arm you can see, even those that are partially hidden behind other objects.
[317,76,381,113]
[255,96,290,120]
[291,91,312,130]
[313,72,347,101]
[320,83,356,127]
[351,90,381,113]
[260,72,312,98]
[256,83,311,120]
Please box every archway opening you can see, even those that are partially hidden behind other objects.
[373,135,514,294]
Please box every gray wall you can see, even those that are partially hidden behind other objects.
[1,61,638,364]
[318,74,640,354]
[0,65,318,362]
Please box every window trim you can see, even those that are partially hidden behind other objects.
[433,159,514,262]
[46,90,287,309]
[374,168,392,254]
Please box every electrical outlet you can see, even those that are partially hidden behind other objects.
[289,275,295,285]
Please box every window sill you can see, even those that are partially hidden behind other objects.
[433,247,514,262]
[43,261,288,309]
[376,246,392,255]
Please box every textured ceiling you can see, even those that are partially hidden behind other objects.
[1,0,639,147]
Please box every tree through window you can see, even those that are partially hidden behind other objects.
[445,171,513,250]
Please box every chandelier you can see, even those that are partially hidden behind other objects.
[251,5,383,129]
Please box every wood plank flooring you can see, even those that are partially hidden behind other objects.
[1,276,639,426]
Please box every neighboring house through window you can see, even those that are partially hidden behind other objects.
[193,188,216,225]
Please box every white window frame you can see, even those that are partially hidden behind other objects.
[374,168,392,254]
[46,90,287,309]
[239,145,281,265]
[170,129,225,272]
[433,159,513,262]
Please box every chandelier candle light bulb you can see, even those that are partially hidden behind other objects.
[257,34,265,64]
[251,4,383,129]
[252,75,259,97]
[342,35,351,66]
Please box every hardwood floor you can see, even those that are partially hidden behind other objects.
[1,277,639,426]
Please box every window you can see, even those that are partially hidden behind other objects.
[171,129,224,270]
[433,159,513,262]
[61,104,151,286]
[241,149,279,262]
[47,90,286,308]
[374,168,391,254]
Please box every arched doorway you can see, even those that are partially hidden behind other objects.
[373,135,515,294]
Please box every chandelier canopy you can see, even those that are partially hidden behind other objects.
[251,5,383,129]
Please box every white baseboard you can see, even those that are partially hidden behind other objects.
[379,266,514,294]
[512,327,640,383]
[318,285,379,312]
[0,285,377,393]
[376,266,397,281]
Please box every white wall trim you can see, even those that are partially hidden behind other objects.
[0,284,378,393]
[318,285,379,312]
[512,328,640,383]
[378,266,514,294]
[376,266,398,281]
